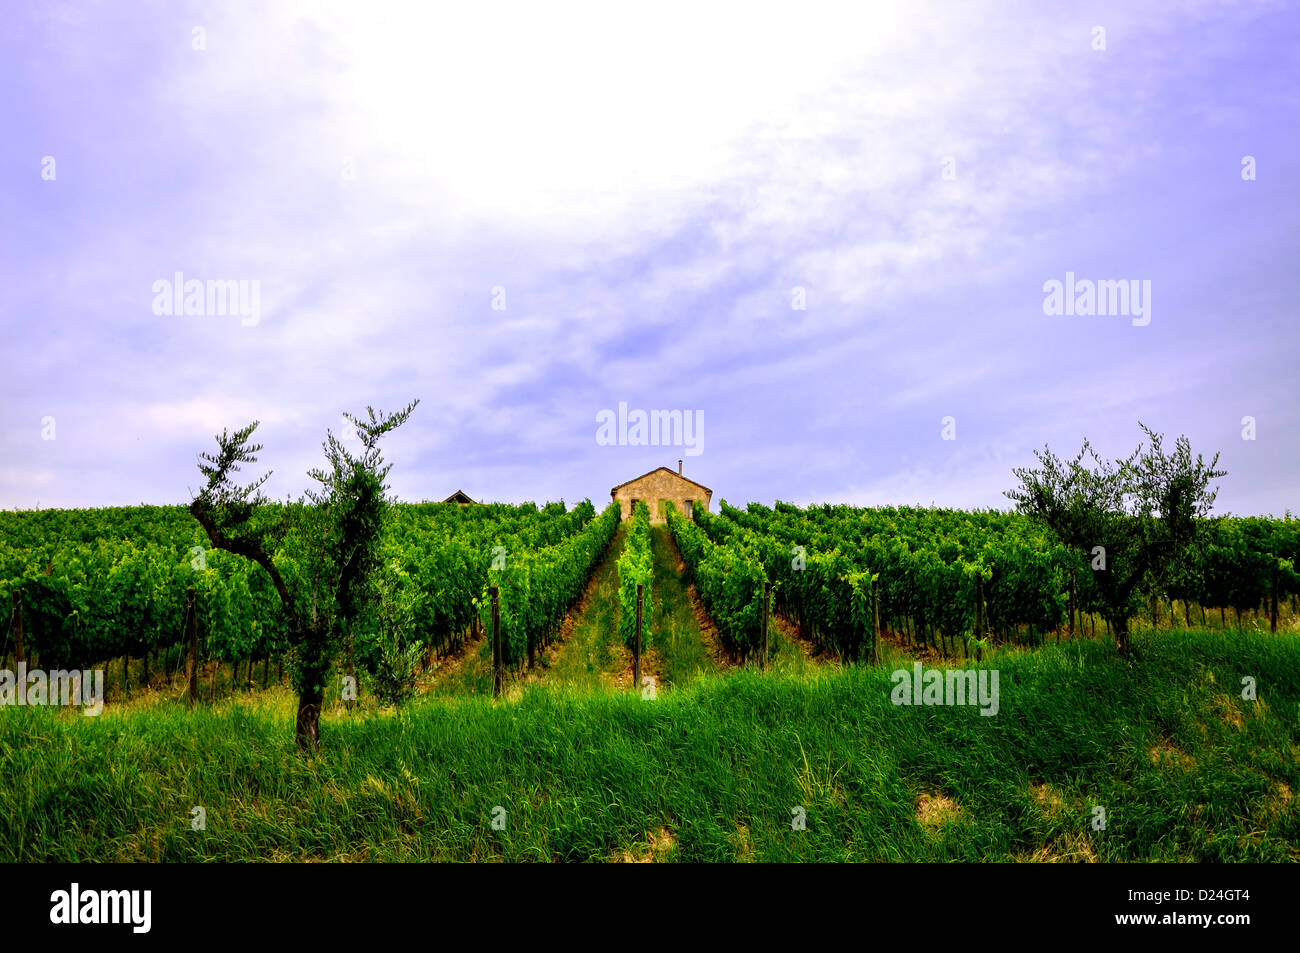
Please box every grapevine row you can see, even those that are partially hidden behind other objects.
[477,501,621,669]
[665,502,768,661]
[617,501,653,651]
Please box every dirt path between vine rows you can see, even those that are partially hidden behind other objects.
[663,534,732,671]
[526,526,650,691]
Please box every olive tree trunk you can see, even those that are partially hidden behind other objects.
[294,626,332,752]
[1111,614,1131,657]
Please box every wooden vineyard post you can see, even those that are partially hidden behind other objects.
[634,584,643,689]
[184,586,199,706]
[10,592,25,665]
[1270,559,1279,633]
[491,586,502,699]
[760,582,770,670]
[871,576,880,665]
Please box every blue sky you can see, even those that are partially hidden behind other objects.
[2,0,1297,514]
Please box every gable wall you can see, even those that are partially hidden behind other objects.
[611,470,711,523]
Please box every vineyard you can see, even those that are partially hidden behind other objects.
[669,500,1300,664]
[2,500,1297,700]
[0,500,620,696]
[2,495,1298,862]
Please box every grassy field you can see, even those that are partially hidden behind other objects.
[1,627,1295,861]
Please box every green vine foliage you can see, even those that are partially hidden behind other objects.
[617,501,654,651]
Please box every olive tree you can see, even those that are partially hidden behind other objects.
[1006,423,1225,657]
[189,401,417,750]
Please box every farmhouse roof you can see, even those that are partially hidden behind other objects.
[610,467,712,495]
[441,489,477,504]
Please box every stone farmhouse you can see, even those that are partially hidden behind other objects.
[611,461,712,523]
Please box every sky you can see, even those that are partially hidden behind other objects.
[2,0,1297,515]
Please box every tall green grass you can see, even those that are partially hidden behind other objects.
[0,628,1294,861]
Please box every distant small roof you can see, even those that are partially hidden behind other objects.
[611,467,712,495]
[442,489,477,504]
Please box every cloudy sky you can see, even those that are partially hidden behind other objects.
[2,0,1297,515]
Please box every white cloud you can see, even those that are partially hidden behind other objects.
[2,0,1294,512]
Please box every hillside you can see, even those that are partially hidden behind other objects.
[2,628,1295,862]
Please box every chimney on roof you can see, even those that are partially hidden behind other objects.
[678,459,682,475]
